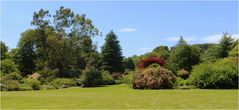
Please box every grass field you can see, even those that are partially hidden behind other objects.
[1,84,238,109]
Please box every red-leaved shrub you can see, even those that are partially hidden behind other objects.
[137,57,166,69]
[133,66,176,89]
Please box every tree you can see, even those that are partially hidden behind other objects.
[0,41,9,60]
[16,29,37,76]
[150,46,170,60]
[169,36,200,73]
[123,57,135,70]
[218,33,234,58]
[101,31,124,73]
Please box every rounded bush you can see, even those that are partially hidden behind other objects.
[23,78,41,90]
[0,80,20,91]
[133,67,176,89]
[80,67,102,87]
[189,57,238,89]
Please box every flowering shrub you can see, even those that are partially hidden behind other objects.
[137,57,166,69]
[133,67,176,89]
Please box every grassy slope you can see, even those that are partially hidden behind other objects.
[1,84,238,109]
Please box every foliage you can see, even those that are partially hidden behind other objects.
[200,45,221,62]
[0,80,20,91]
[133,67,176,89]
[24,6,100,78]
[101,31,124,73]
[137,57,166,69]
[218,33,234,58]
[122,71,134,85]
[49,78,77,89]
[16,29,37,76]
[22,78,41,90]
[0,59,20,75]
[0,41,9,60]
[229,42,238,57]
[177,69,189,79]
[150,46,170,60]
[3,72,23,80]
[169,37,200,72]
[123,57,135,71]
[80,67,102,87]
[189,57,238,89]
[101,71,115,85]
[38,67,58,83]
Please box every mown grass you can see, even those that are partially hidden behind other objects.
[1,84,238,109]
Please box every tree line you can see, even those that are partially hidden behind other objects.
[0,7,238,90]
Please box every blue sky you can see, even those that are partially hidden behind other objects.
[1,1,238,57]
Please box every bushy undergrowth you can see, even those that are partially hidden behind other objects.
[177,69,189,79]
[189,57,238,89]
[133,67,176,89]
[49,78,77,89]
[80,67,102,87]
[101,71,115,85]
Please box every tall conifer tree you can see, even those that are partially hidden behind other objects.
[101,31,124,73]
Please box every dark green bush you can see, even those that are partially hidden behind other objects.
[80,67,102,87]
[50,78,77,89]
[23,78,41,90]
[133,67,176,89]
[0,80,20,91]
[102,71,115,85]
[189,57,238,89]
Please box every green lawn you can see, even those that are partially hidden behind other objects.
[1,84,238,109]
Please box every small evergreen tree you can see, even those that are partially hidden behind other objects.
[101,31,124,73]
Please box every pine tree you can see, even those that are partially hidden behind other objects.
[101,31,124,73]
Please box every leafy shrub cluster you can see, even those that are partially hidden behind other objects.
[189,57,238,89]
[137,57,166,69]
[177,69,189,79]
[80,67,102,87]
[133,67,176,89]
[49,78,77,89]
[101,71,115,85]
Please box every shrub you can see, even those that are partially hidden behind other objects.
[19,84,33,91]
[122,72,134,85]
[0,80,20,91]
[102,71,115,85]
[0,59,19,75]
[38,68,58,83]
[50,78,77,89]
[23,78,41,90]
[133,67,176,89]
[80,67,102,87]
[40,85,55,90]
[137,57,166,69]
[3,72,23,80]
[189,57,238,89]
[177,69,189,79]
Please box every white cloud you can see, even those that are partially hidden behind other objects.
[201,33,239,43]
[119,28,138,32]
[165,36,196,42]
[139,47,153,53]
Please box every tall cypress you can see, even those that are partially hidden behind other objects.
[101,31,124,73]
